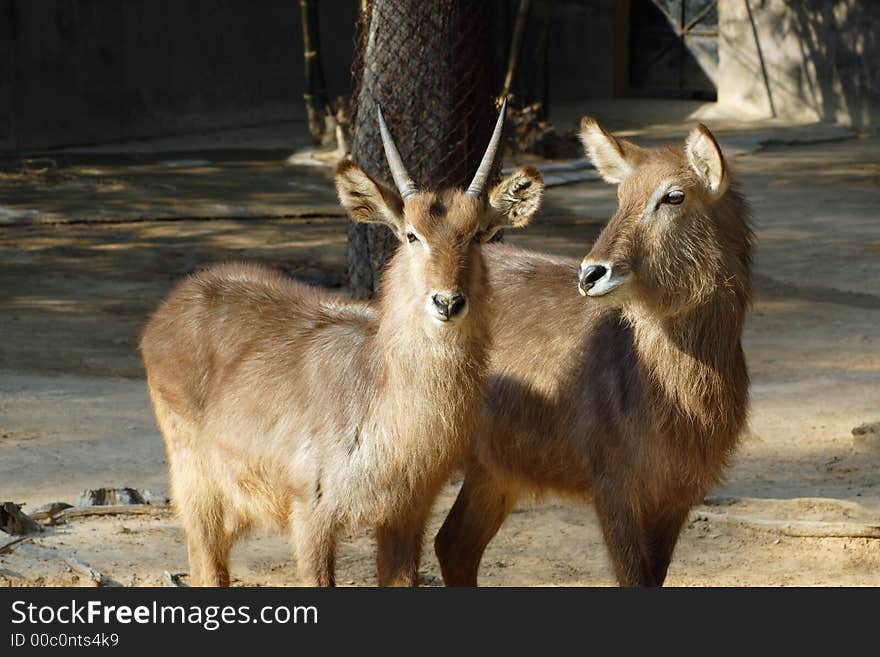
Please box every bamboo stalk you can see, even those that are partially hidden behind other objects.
[536,0,554,119]
[301,0,331,143]
[502,0,531,99]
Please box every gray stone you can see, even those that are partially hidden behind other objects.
[852,422,880,453]
[77,488,145,507]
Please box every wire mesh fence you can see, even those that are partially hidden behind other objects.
[350,0,496,191]
[346,0,497,297]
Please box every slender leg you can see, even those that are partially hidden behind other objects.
[593,489,655,587]
[175,493,234,587]
[642,506,690,585]
[157,407,235,587]
[376,502,433,587]
[434,462,518,587]
[184,525,232,587]
[169,457,235,587]
[290,504,337,587]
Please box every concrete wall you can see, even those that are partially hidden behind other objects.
[492,0,621,104]
[718,0,879,128]
[0,0,14,150]
[4,0,356,151]
[546,0,619,102]
[1,0,624,152]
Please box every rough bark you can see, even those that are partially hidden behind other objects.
[347,0,494,299]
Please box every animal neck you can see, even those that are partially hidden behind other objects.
[368,252,490,449]
[625,288,749,437]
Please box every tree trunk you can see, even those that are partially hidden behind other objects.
[347,0,494,299]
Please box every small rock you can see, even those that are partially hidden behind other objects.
[77,488,145,506]
[418,573,444,586]
[852,421,880,454]
[140,489,170,505]
[0,502,43,535]
[163,571,187,588]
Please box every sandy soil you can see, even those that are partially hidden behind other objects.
[1,134,879,587]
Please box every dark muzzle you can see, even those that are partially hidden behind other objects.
[431,293,467,320]
[578,264,608,291]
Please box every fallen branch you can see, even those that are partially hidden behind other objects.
[30,502,73,524]
[24,545,112,587]
[692,510,880,539]
[61,556,107,586]
[703,495,870,514]
[53,504,172,523]
[0,531,34,555]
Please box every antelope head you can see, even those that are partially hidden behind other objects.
[577,117,750,317]
[336,101,544,325]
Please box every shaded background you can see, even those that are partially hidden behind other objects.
[0,0,879,588]
[2,0,876,153]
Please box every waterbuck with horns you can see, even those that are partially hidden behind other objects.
[435,118,753,586]
[140,102,544,586]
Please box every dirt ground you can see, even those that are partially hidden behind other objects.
[1,116,879,586]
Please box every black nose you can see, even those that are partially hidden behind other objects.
[578,264,608,290]
[432,293,467,319]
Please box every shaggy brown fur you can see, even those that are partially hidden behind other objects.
[139,160,543,587]
[435,119,753,586]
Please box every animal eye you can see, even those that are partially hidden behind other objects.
[662,190,685,205]
[406,231,418,243]
[472,231,484,244]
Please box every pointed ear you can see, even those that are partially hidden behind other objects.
[484,166,544,241]
[335,160,405,236]
[685,124,728,200]
[579,117,644,184]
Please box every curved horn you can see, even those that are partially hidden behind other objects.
[466,98,508,197]
[376,105,418,202]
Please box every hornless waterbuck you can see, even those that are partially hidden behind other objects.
[139,104,544,586]
[435,118,753,586]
